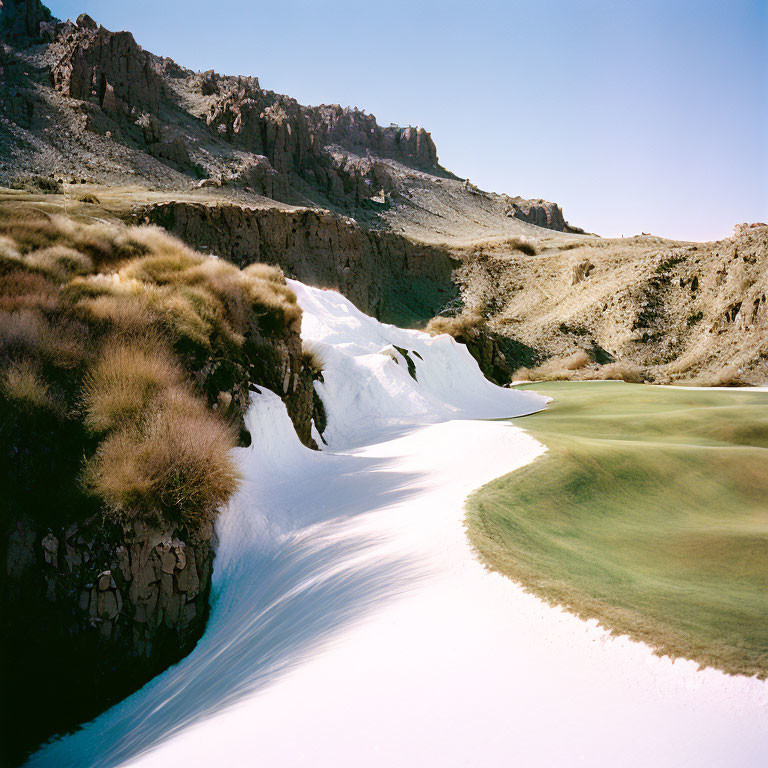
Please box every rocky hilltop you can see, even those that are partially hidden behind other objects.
[0,0,576,233]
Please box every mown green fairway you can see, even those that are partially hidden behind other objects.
[466,381,768,677]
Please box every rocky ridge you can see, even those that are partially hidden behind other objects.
[456,224,768,384]
[0,0,577,233]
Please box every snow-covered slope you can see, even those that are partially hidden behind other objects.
[28,285,768,768]
[288,279,544,447]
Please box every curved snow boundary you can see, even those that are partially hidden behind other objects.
[288,279,546,447]
[28,285,768,767]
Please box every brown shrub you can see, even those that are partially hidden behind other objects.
[25,245,94,280]
[0,309,45,353]
[83,389,240,529]
[0,268,58,312]
[0,207,284,532]
[426,311,485,339]
[243,263,286,283]
[186,259,249,331]
[523,350,592,380]
[591,361,645,383]
[503,237,537,256]
[76,292,156,332]
[2,360,59,414]
[82,342,183,434]
[301,342,324,376]
[0,235,21,260]
[121,250,204,286]
[686,366,746,388]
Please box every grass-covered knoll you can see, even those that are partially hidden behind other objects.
[0,204,301,533]
[466,381,768,677]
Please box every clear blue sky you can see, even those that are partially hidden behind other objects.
[47,0,767,241]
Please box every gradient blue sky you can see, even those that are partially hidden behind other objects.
[46,0,767,240]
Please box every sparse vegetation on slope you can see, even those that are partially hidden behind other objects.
[516,351,646,383]
[454,225,768,386]
[467,381,768,678]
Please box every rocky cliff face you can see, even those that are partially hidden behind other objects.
[503,195,585,234]
[0,10,444,216]
[0,5,580,239]
[137,200,459,327]
[0,0,53,42]
[4,514,214,762]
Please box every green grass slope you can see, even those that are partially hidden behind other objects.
[466,381,768,677]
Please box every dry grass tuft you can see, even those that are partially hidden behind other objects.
[590,361,645,384]
[243,263,286,283]
[520,350,591,381]
[0,268,59,312]
[426,311,485,339]
[685,365,746,388]
[503,237,537,256]
[301,342,324,376]
[2,360,59,414]
[82,342,183,434]
[1,204,298,534]
[83,390,240,529]
[25,246,94,280]
[517,352,646,384]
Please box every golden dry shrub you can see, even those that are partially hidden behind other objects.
[82,342,183,434]
[689,365,745,387]
[0,268,59,313]
[0,234,21,261]
[243,263,302,328]
[185,258,249,330]
[0,210,124,265]
[84,388,240,529]
[301,341,324,376]
[2,360,59,414]
[593,361,645,383]
[25,245,94,281]
[76,292,156,333]
[426,311,485,339]
[524,350,592,381]
[504,237,537,256]
[0,308,45,353]
[120,249,203,286]
[243,263,285,283]
[124,225,199,262]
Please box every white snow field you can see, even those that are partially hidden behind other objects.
[29,283,768,768]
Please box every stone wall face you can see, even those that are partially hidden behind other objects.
[3,512,215,763]
[139,201,458,328]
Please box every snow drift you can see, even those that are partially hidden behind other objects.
[27,283,768,768]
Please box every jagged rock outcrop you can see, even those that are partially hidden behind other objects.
[0,0,53,43]
[0,6,581,237]
[503,195,584,233]
[50,16,165,114]
[137,200,459,327]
